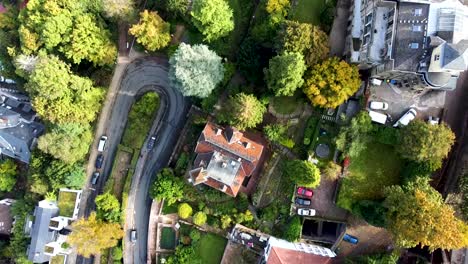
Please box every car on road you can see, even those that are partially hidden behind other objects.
[130,230,137,243]
[369,101,389,110]
[95,154,104,169]
[297,208,316,216]
[91,172,100,185]
[147,135,156,150]
[97,135,108,152]
[297,187,313,197]
[393,108,417,127]
[295,197,311,206]
[343,234,359,244]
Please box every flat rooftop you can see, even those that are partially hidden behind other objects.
[205,151,241,187]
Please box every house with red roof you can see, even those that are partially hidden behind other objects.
[188,122,266,197]
[262,237,335,264]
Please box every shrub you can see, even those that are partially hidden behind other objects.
[112,246,123,260]
[283,216,302,242]
[189,229,201,243]
[323,161,342,181]
[193,211,207,226]
[178,203,193,219]
[220,215,233,229]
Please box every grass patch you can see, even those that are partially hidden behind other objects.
[122,92,160,150]
[271,95,302,115]
[290,0,327,25]
[195,233,227,264]
[57,191,77,218]
[337,141,403,210]
[50,255,65,264]
[160,227,177,250]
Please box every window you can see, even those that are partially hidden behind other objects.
[412,25,422,32]
[414,8,423,16]
[365,13,373,24]
[434,54,440,61]
[409,43,419,49]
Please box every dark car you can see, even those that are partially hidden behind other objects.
[95,154,104,169]
[295,197,311,206]
[297,187,313,197]
[91,172,100,185]
[343,234,359,244]
[147,136,156,150]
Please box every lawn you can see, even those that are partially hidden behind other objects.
[122,92,160,150]
[160,227,176,250]
[195,233,227,264]
[337,141,403,210]
[271,95,303,115]
[57,191,77,218]
[289,0,327,25]
[49,255,65,264]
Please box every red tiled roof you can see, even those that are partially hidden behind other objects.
[267,247,332,264]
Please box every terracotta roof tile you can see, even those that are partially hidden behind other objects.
[267,247,332,264]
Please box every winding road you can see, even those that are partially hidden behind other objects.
[77,57,189,264]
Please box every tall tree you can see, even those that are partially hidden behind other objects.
[397,120,455,169]
[95,192,121,222]
[169,43,224,98]
[25,55,104,124]
[384,178,468,250]
[303,57,360,108]
[0,5,20,79]
[335,111,375,157]
[305,26,330,67]
[0,159,17,192]
[220,93,266,130]
[264,52,306,96]
[129,10,171,52]
[266,0,290,16]
[191,0,234,42]
[165,0,189,18]
[38,123,93,164]
[285,160,321,188]
[101,0,135,20]
[149,168,184,205]
[67,213,124,257]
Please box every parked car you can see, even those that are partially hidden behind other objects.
[91,172,100,185]
[393,108,417,127]
[428,116,440,125]
[147,135,156,150]
[297,208,316,216]
[130,230,137,243]
[97,135,108,152]
[343,234,359,244]
[368,110,389,125]
[297,187,313,197]
[295,197,311,206]
[369,101,389,110]
[95,154,104,169]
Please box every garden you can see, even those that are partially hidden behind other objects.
[57,190,78,218]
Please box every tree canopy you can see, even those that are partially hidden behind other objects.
[303,57,360,108]
[335,111,374,157]
[25,55,104,124]
[38,123,93,164]
[191,0,234,42]
[178,203,193,219]
[18,0,117,66]
[169,43,224,98]
[101,0,135,20]
[384,177,468,250]
[129,10,171,52]
[397,120,455,169]
[149,168,184,205]
[282,216,302,242]
[67,213,124,257]
[95,192,121,222]
[193,211,207,226]
[220,93,266,130]
[0,159,17,192]
[264,52,306,96]
[165,0,189,18]
[266,0,290,16]
[285,160,321,188]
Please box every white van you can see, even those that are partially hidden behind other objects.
[393,109,417,127]
[97,135,108,152]
[368,110,388,125]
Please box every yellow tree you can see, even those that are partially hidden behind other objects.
[385,178,468,250]
[129,10,171,51]
[266,0,290,16]
[303,57,360,109]
[67,213,123,257]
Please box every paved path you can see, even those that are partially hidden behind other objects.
[328,0,351,57]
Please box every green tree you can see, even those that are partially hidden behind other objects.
[178,203,193,219]
[95,192,121,222]
[277,20,312,54]
[283,216,302,242]
[323,161,342,181]
[397,121,455,169]
[101,0,135,20]
[235,210,254,224]
[193,211,207,226]
[191,0,234,42]
[384,177,468,250]
[0,159,17,191]
[149,168,184,205]
[305,26,329,67]
[237,38,262,83]
[129,10,171,52]
[166,245,200,264]
[169,43,224,98]
[165,0,189,18]
[266,0,290,16]
[45,159,86,189]
[285,160,321,188]
[220,215,232,229]
[303,57,360,108]
[220,93,266,130]
[26,55,104,124]
[264,123,288,142]
[67,213,124,258]
[112,246,123,260]
[335,111,375,157]
[38,123,93,164]
[265,52,306,96]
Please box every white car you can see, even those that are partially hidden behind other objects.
[393,108,417,127]
[297,208,316,216]
[369,101,389,110]
[428,116,440,125]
